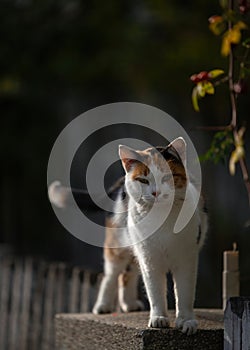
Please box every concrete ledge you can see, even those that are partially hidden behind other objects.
[55,310,224,350]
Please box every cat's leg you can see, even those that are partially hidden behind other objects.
[118,260,144,312]
[172,257,198,335]
[138,259,169,328]
[92,248,129,314]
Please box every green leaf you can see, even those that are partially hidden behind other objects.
[209,19,227,36]
[208,69,224,79]
[197,82,206,97]
[192,81,215,111]
[203,81,215,94]
[192,86,200,112]
[199,130,234,164]
[242,38,250,49]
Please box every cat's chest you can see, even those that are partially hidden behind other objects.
[128,201,184,238]
[129,207,199,264]
[134,228,198,274]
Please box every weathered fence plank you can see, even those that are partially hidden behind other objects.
[30,261,46,349]
[0,258,12,350]
[68,266,80,313]
[9,259,23,350]
[55,263,67,313]
[42,263,57,350]
[80,270,90,313]
[0,255,98,350]
[242,301,250,350]
[224,296,250,350]
[19,258,33,350]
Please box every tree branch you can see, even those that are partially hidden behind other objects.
[228,0,250,205]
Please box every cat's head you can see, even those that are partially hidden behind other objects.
[119,137,187,205]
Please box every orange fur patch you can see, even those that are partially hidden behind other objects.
[168,160,187,188]
[130,148,187,189]
[104,217,131,262]
[130,160,150,180]
[118,272,129,287]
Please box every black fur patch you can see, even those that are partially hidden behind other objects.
[196,225,202,244]
[203,204,208,214]
[156,146,182,164]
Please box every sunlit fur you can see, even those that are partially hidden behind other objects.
[93,137,208,335]
[124,147,187,207]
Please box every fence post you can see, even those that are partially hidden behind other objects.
[222,244,240,310]
[224,297,250,350]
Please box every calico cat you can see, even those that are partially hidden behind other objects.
[48,137,207,335]
[92,137,207,335]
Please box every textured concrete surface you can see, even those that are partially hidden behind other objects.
[55,310,224,350]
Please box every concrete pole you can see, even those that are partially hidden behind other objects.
[223,243,240,310]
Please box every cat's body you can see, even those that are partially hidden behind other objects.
[49,137,208,335]
[92,138,208,335]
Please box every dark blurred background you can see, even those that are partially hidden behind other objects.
[1,0,250,308]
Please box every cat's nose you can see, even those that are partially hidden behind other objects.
[152,191,161,197]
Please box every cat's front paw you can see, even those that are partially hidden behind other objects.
[148,316,170,328]
[92,303,114,314]
[175,317,198,335]
[120,300,145,313]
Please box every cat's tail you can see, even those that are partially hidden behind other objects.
[48,181,100,211]
[48,181,69,208]
[48,177,125,211]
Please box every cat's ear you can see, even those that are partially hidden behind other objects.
[119,145,141,173]
[169,137,187,166]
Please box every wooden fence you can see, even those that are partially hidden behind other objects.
[0,255,101,350]
[224,297,250,350]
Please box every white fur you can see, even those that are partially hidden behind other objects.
[93,139,207,335]
[48,181,69,208]
[92,247,144,314]
[93,258,126,314]
[129,182,203,334]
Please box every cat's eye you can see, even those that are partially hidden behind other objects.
[162,174,173,183]
[135,177,149,185]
